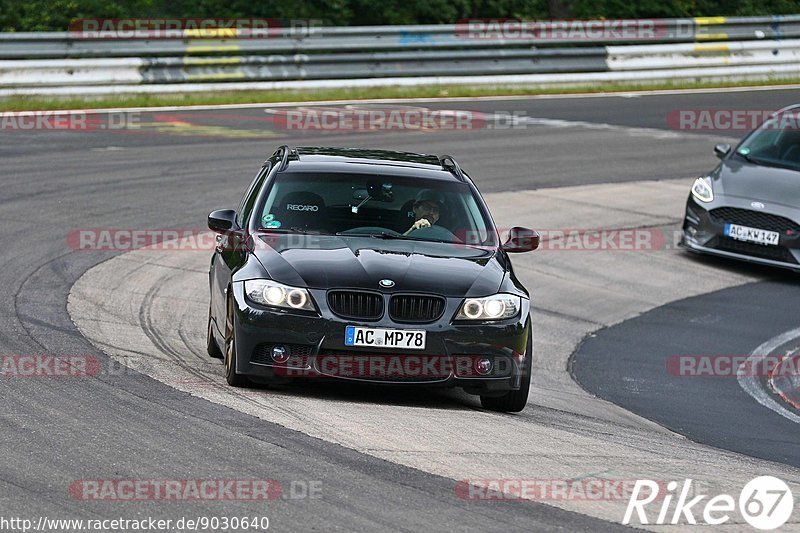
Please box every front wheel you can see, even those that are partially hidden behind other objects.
[223,296,249,387]
[480,327,532,413]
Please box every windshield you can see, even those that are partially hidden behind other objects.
[255,172,497,246]
[736,110,800,171]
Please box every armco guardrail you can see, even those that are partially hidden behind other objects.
[1,15,800,96]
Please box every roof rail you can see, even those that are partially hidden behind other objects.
[774,103,800,116]
[274,145,291,171]
[439,155,466,182]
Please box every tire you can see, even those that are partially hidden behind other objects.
[480,326,532,413]
[207,309,223,359]
[223,296,249,387]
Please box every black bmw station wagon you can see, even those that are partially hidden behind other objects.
[207,146,539,412]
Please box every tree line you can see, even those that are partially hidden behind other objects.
[1,0,798,32]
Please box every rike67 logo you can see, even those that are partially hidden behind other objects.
[623,476,794,530]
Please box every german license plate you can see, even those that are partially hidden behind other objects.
[345,326,426,350]
[724,223,779,246]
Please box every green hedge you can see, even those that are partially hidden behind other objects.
[1,0,799,32]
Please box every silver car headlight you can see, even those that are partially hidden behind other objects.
[244,280,315,311]
[456,294,521,320]
[691,176,714,203]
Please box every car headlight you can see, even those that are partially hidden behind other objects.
[456,294,521,320]
[691,176,714,203]
[244,280,315,312]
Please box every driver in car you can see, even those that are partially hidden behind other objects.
[405,189,446,235]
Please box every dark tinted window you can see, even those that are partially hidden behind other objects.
[237,163,271,227]
[257,172,496,245]
[738,111,800,171]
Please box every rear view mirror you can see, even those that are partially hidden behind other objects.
[208,209,238,233]
[351,182,395,213]
[368,181,394,202]
[714,143,731,159]
[502,227,540,253]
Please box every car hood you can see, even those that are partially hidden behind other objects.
[714,159,800,207]
[250,234,504,296]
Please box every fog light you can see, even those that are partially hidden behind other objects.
[475,357,493,375]
[271,345,290,363]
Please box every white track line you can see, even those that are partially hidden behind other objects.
[3,84,800,115]
[737,326,800,425]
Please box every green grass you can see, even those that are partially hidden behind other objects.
[2,77,800,111]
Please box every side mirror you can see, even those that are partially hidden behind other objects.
[502,227,540,253]
[208,209,238,233]
[714,143,731,159]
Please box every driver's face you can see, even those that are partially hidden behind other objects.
[413,201,440,224]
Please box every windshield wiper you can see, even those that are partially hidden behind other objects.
[260,227,322,234]
[738,152,800,172]
[397,235,454,244]
[337,231,454,244]
[336,231,401,239]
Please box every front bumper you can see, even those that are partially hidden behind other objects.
[230,283,531,393]
[681,195,800,272]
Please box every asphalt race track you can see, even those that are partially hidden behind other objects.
[3,87,800,530]
[573,279,800,467]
